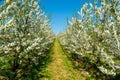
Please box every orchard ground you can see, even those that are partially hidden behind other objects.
[39,39,94,80]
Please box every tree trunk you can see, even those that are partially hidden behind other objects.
[13,51,19,71]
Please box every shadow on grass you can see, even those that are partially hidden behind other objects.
[60,45,116,80]
[38,49,53,79]
[67,53,118,80]
[0,45,54,80]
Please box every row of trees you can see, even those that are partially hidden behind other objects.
[59,0,120,79]
[0,0,55,79]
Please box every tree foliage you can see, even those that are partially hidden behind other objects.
[0,0,55,79]
[58,0,120,79]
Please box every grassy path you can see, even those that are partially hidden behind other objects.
[40,39,90,80]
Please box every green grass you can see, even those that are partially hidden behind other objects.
[39,39,91,80]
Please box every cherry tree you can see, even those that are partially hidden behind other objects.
[59,0,120,78]
[0,0,55,79]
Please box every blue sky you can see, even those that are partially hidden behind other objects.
[41,0,85,34]
[40,0,95,34]
[0,0,4,6]
[0,0,97,34]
